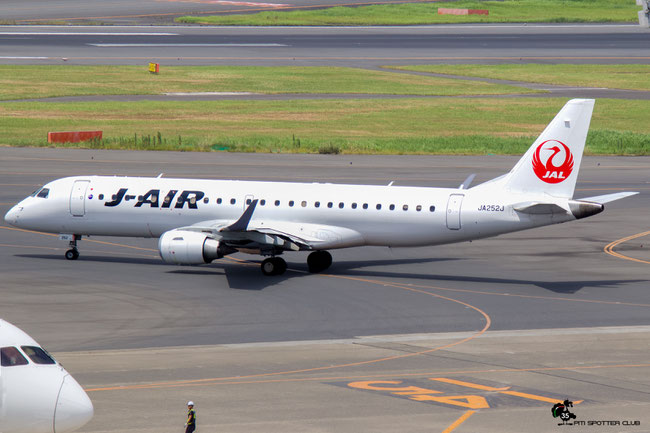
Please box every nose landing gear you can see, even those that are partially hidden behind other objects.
[63,234,81,260]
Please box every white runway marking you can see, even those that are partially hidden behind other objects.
[0,32,177,36]
[89,43,288,47]
[201,0,290,6]
[0,56,48,59]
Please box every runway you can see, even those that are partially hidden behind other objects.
[1,24,649,66]
[1,148,649,431]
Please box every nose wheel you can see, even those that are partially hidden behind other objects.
[261,257,287,276]
[63,234,81,260]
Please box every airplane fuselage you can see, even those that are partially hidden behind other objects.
[6,175,575,249]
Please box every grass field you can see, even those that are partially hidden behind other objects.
[1,98,648,155]
[0,65,531,100]
[177,0,637,26]
[387,65,650,91]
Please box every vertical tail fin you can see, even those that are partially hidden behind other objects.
[504,99,594,198]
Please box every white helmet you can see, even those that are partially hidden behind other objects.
[187,401,194,406]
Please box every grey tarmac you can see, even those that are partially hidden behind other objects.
[1,147,649,431]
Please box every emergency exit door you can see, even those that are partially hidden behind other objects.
[70,180,90,216]
[446,194,464,230]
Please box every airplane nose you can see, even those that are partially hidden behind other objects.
[4,205,21,225]
[54,375,94,433]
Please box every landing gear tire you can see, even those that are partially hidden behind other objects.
[307,251,332,273]
[65,249,79,260]
[261,257,287,276]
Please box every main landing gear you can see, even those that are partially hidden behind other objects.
[64,235,81,260]
[261,257,287,276]
[260,251,332,276]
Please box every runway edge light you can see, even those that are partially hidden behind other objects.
[149,62,160,74]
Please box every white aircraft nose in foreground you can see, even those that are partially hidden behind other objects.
[0,319,94,433]
[4,99,638,275]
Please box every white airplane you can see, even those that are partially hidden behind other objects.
[3,99,638,276]
[0,319,94,433]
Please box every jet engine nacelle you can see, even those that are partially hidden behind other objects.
[158,230,227,264]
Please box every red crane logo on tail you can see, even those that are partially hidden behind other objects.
[532,140,574,184]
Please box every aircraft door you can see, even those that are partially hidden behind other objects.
[446,194,464,230]
[70,180,90,217]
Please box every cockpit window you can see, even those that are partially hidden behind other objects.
[1,346,29,366]
[31,187,50,198]
[21,346,56,365]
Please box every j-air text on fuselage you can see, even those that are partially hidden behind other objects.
[4,99,638,276]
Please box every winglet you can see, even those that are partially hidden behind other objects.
[222,200,258,232]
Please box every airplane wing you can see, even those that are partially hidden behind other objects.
[175,200,363,254]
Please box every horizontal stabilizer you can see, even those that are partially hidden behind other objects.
[513,202,568,215]
[577,191,639,204]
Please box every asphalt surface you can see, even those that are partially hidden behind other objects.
[1,148,648,352]
[1,148,649,432]
[1,24,649,66]
[1,0,390,25]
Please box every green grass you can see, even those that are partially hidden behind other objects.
[176,0,637,26]
[386,64,650,91]
[0,65,531,100]
[1,98,647,155]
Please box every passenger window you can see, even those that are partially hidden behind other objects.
[376,204,382,210]
[275,200,280,206]
[416,205,422,212]
[230,198,236,205]
[315,201,320,208]
[260,199,266,206]
[36,188,50,199]
[246,199,252,205]
[289,201,294,207]
[352,203,357,209]
[21,346,56,365]
[301,201,307,207]
[403,204,408,211]
[203,197,209,204]
[339,202,344,209]
[430,205,435,212]
[217,198,222,204]
[363,203,368,209]
[327,202,333,208]
[389,204,395,211]
[1,346,29,366]
[98,194,104,200]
